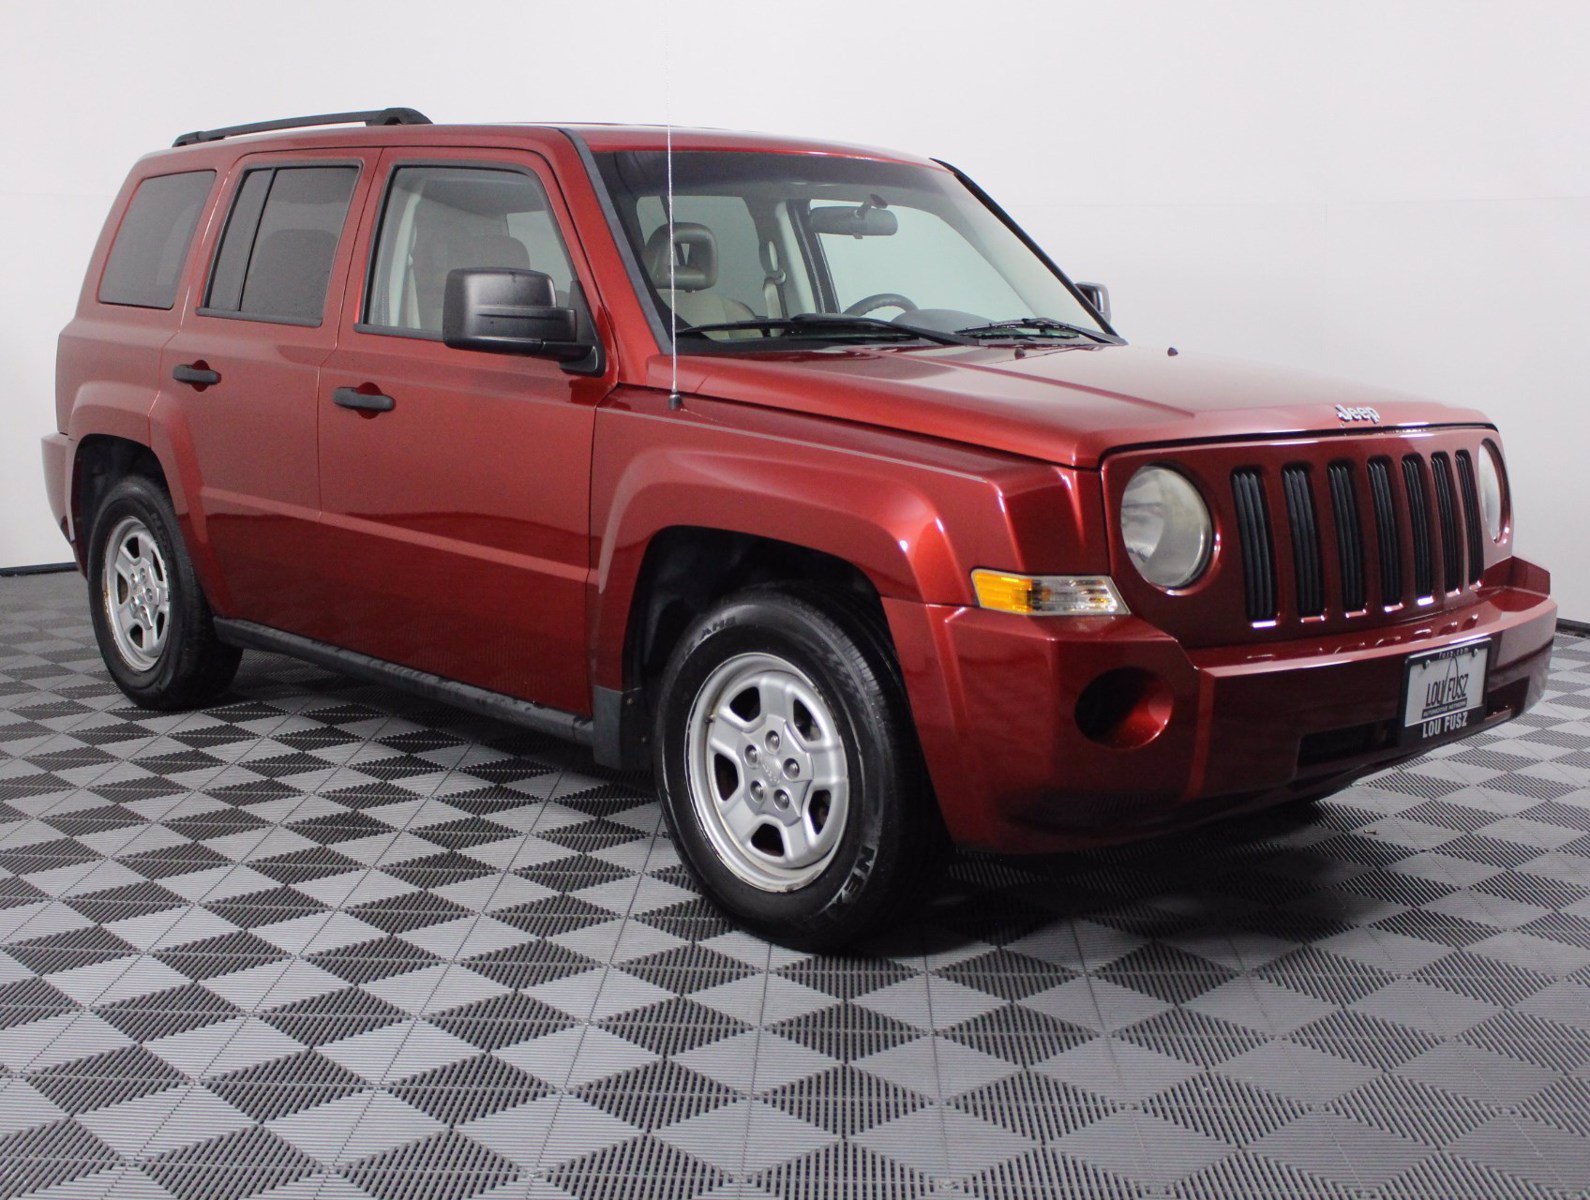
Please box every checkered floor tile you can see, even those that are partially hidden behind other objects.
[1,570,1587,1200]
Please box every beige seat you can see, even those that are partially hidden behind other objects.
[643,222,758,331]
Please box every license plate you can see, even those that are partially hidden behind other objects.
[1401,639,1490,743]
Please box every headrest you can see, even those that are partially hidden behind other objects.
[644,221,716,292]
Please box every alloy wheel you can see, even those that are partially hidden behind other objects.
[102,516,171,671]
[683,651,851,892]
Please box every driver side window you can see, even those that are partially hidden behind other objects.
[816,205,1024,317]
[365,164,575,336]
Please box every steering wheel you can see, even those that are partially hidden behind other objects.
[843,292,917,317]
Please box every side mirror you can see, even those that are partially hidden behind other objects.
[442,268,587,360]
[1075,281,1111,325]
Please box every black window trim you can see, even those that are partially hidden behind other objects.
[352,156,590,346]
[563,131,669,353]
[194,157,364,329]
[932,158,1122,341]
[96,168,218,312]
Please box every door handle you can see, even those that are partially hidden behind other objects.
[172,362,221,387]
[332,386,395,413]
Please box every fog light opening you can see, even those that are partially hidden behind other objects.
[1075,668,1173,749]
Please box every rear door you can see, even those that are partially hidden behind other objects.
[314,147,611,714]
[160,149,372,632]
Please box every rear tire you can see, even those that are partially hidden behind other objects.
[87,474,240,709]
[654,585,941,950]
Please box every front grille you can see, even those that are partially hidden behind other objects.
[1327,462,1367,612]
[1226,442,1484,628]
[1367,457,1402,605]
[1403,455,1435,598]
[1431,453,1464,593]
[1281,466,1325,617]
[1455,450,1485,585]
[1231,468,1276,622]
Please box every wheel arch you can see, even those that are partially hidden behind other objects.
[585,417,1070,770]
[69,424,230,614]
[70,434,168,569]
[626,527,888,692]
[592,523,902,770]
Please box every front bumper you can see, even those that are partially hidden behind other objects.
[886,556,1557,854]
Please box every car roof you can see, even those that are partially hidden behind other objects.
[558,124,935,165]
[153,119,939,168]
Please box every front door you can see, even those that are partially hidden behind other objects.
[161,150,371,633]
[315,149,610,715]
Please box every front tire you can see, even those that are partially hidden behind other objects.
[654,587,940,950]
[87,474,240,709]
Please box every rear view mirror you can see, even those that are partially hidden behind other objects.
[442,268,586,360]
[809,204,899,237]
[1075,281,1111,325]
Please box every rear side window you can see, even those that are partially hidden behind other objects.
[98,171,215,309]
[204,165,358,324]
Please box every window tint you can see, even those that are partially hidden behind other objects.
[206,171,271,313]
[366,165,575,335]
[205,165,358,324]
[98,171,214,309]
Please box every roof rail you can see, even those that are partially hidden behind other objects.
[173,107,432,148]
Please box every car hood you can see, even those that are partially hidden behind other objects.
[652,342,1490,468]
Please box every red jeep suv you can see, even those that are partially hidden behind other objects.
[42,108,1557,947]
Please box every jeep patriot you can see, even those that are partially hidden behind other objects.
[42,108,1557,946]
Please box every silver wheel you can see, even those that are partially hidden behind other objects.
[684,651,851,893]
[102,516,171,672]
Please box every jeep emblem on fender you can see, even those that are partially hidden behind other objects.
[1336,404,1381,423]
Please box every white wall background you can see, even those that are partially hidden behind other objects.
[2,0,1586,616]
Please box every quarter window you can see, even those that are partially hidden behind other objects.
[98,170,215,309]
[365,165,576,335]
[204,165,358,324]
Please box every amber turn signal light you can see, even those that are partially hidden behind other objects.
[971,571,1128,616]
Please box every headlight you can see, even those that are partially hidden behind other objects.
[1120,465,1212,590]
[1478,441,1506,541]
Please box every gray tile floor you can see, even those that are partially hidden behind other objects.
[1,570,1587,1200]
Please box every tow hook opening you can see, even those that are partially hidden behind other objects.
[1075,668,1172,749]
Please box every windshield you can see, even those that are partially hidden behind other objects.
[592,150,1106,347]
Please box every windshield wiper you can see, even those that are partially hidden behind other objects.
[680,314,974,347]
[957,317,1112,342]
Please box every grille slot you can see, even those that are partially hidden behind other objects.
[1402,455,1435,598]
[1367,457,1402,607]
[1327,462,1367,612]
[1430,452,1463,592]
[1281,466,1325,617]
[1231,468,1276,622]
[1455,450,1485,585]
